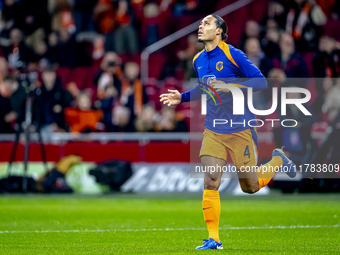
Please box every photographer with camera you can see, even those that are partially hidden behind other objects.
[93,52,122,99]
[0,89,13,133]
[2,75,26,130]
[35,67,74,136]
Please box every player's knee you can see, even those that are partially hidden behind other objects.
[240,182,259,194]
[204,178,220,191]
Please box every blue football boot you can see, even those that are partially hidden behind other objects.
[272,148,297,178]
[195,238,223,250]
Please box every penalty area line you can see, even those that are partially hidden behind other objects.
[0,224,339,234]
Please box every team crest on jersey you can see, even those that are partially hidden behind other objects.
[216,61,223,71]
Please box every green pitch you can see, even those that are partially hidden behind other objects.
[0,193,339,254]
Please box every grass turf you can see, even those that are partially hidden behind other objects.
[0,193,339,254]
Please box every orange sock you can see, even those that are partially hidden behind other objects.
[202,190,220,242]
[256,156,283,190]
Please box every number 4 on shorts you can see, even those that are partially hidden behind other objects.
[244,145,250,158]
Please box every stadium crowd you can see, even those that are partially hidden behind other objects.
[0,0,339,142]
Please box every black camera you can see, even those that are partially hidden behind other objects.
[108,61,116,67]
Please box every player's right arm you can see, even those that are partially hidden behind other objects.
[159,85,203,106]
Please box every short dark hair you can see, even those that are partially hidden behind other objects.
[212,14,227,41]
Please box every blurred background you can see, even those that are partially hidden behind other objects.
[0,0,339,194]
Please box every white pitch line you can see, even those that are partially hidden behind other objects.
[0,224,338,234]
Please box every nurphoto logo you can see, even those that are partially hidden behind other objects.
[199,82,312,128]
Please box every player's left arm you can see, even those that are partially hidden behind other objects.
[231,48,268,91]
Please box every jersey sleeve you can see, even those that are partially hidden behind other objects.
[181,85,203,103]
[230,48,267,91]
[181,52,204,103]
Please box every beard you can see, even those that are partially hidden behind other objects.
[197,38,204,43]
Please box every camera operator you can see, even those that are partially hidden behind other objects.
[93,52,122,99]
[0,89,13,133]
[35,67,74,135]
[2,75,26,130]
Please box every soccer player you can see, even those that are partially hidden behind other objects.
[160,14,297,250]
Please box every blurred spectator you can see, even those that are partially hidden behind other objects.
[93,0,118,34]
[16,1,49,54]
[285,0,310,38]
[270,1,287,30]
[112,0,138,55]
[100,84,116,130]
[322,77,334,94]
[2,74,26,126]
[0,91,14,133]
[312,37,340,117]
[312,78,335,121]
[260,19,280,58]
[285,0,322,52]
[313,79,340,167]
[2,0,21,36]
[172,0,198,17]
[285,91,316,128]
[177,34,203,80]
[58,28,77,67]
[65,92,104,133]
[49,0,75,33]
[275,91,316,165]
[100,61,147,131]
[245,20,260,39]
[0,57,9,79]
[313,36,337,78]
[135,104,157,132]
[156,106,188,132]
[187,0,216,15]
[244,38,264,69]
[90,35,106,60]
[316,0,338,17]
[239,20,260,52]
[244,38,270,111]
[33,41,49,70]
[120,62,148,117]
[142,3,161,47]
[322,78,340,123]
[109,105,135,132]
[265,32,308,79]
[34,41,48,59]
[1,0,48,52]
[66,82,80,99]
[94,52,123,98]
[45,31,61,65]
[3,28,33,68]
[18,0,50,36]
[73,0,97,32]
[35,67,73,134]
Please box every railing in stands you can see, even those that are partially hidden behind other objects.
[0,133,201,143]
[0,131,327,144]
[140,0,256,83]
